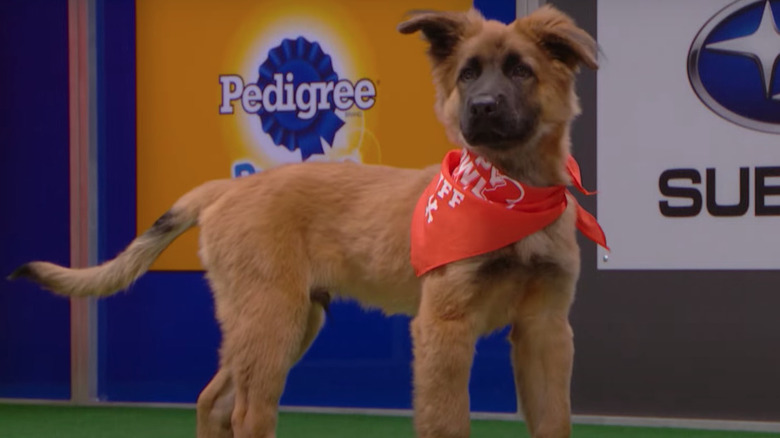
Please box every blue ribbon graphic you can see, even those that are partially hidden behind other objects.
[255,37,346,160]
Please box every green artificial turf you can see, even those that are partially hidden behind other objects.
[0,404,777,438]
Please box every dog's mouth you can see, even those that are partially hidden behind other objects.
[463,123,511,145]
[461,114,538,150]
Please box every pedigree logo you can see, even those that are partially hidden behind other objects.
[219,36,377,160]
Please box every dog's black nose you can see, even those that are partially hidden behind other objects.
[469,95,500,117]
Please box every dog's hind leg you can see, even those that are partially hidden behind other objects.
[295,289,328,361]
[223,280,315,438]
[509,274,577,438]
[196,367,235,438]
[194,288,326,438]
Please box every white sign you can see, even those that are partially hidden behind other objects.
[597,0,780,270]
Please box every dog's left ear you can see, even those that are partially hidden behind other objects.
[520,5,598,70]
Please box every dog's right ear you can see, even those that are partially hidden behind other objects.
[397,10,475,62]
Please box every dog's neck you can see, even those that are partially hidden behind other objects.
[468,123,572,188]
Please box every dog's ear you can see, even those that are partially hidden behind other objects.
[520,5,598,70]
[397,10,477,62]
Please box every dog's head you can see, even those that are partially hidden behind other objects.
[398,6,597,185]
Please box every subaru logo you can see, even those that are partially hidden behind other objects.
[687,0,780,134]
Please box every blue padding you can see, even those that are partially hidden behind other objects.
[99,272,220,402]
[283,304,415,409]
[0,0,71,399]
[474,0,516,24]
[470,327,516,413]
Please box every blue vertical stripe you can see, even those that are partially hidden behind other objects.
[0,0,71,400]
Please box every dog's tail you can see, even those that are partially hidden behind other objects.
[8,179,233,297]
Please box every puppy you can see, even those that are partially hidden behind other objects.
[10,6,601,438]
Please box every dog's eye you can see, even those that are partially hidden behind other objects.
[511,64,533,79]
[459,67,478,82]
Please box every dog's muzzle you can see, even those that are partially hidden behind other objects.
[462,93,538,149]
[462,94,513,146]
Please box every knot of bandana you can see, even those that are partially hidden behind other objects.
[410,149,608,276]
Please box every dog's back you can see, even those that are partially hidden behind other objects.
[198,160,437,315]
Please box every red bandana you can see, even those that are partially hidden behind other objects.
[410,149,608,276]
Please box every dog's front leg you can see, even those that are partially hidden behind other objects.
[412,273,479,438]
[509,275,577,438]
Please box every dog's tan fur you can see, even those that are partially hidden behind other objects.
[11,6,597,438]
